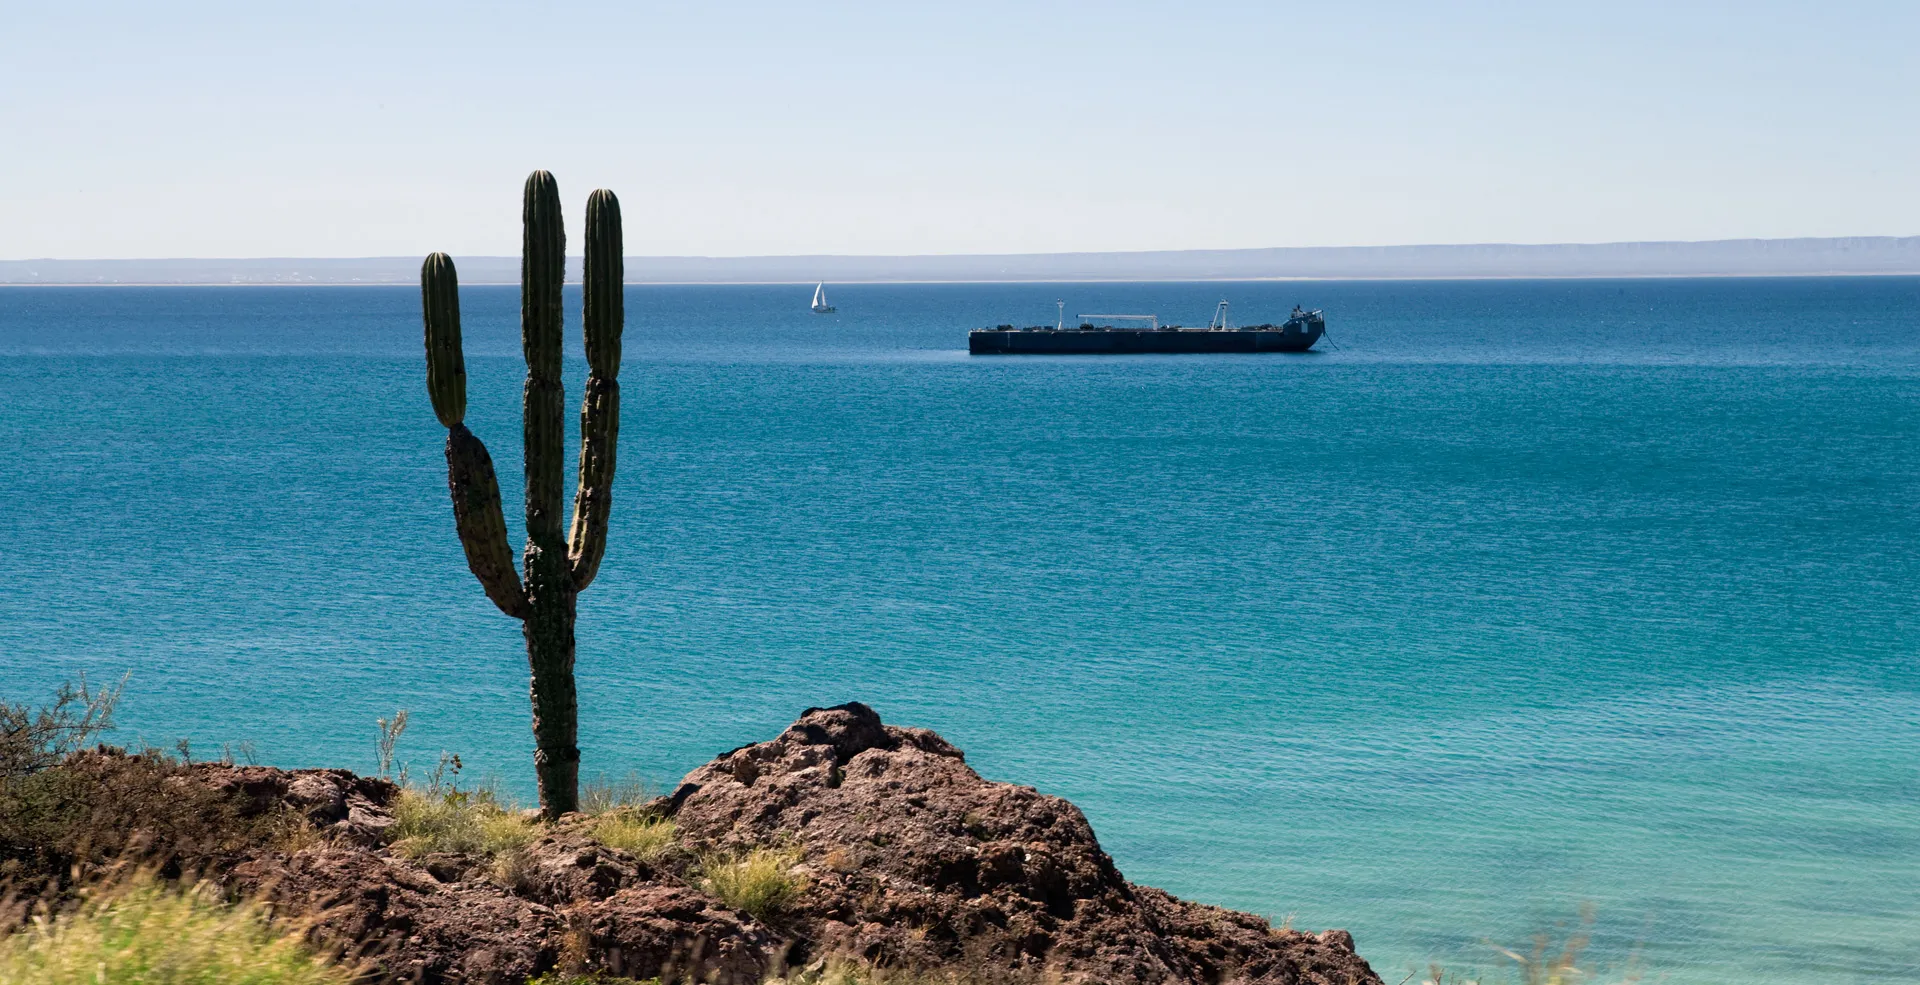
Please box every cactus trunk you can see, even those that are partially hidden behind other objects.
[523,583,578,815]
[421,171,624,818]
[520,170,579,816]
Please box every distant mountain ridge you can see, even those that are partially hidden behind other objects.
[4,237,1917,285]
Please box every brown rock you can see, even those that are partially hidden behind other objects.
[566,885,779,985]
[194,762,400,843]
[514,825,650,904]
[234,847,559,985]
[666,703,1381,985]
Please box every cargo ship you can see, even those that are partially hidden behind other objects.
[969,301,1326,354]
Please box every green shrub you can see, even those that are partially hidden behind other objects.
[587,812,676,863]
[697,847,808,922]
[0,873,352,985]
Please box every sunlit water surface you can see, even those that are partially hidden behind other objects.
[2,279,1916,983]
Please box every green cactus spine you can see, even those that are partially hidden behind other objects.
[420,171,623,816]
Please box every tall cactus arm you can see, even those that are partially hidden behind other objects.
[447,425,531,619]
[578,190,623,377]
[569,378,619,589]
[422,253,467,428]
[423,252,527,618]
[569,189,623,590]
[521,171,569,569]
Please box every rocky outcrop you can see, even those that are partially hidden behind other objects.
[64,707,1378,984]
[197,763,399,845]
[666,703,1379,985]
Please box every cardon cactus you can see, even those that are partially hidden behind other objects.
[421,171,622,816]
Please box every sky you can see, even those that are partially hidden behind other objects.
[3,1,1916,259]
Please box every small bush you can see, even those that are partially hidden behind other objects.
[0,873,353,985]
[1,681,304,897]
[588,812,676,863]
[389,787,540,860]
[1,676,124,780]
[697,847,807,922]
[0,750,285,891]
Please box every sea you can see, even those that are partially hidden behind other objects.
[1,278,1916,984]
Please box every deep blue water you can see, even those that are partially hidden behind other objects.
[2,279,1916,983]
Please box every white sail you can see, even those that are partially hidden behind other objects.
[812,283,825,308]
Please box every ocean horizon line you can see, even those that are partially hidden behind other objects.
[4,235,1918,286]
[8,271,1920,289]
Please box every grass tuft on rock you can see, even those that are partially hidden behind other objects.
[579,772,655,816]
[390,787,540,860]
[697,847,808,922]
[527,975,661,985]
[785,958,1057,984]
[588,811,677,863]
[0,873,352,985]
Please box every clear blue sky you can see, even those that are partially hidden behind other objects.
[3,1,1915,258]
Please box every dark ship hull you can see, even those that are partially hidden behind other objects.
[970,314,1325,355]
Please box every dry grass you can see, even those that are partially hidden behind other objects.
[523,969,1009,985]
[579,772,656,816]
[389,786,542,874]
[526,975,661,985]
[697,847,809,922]
[1483,907,1641,985]
[783,957,1059,984]
[0,872,353,985]
[589,812,678,863]
[526,960,1051,985]
[1421,906,1644,985]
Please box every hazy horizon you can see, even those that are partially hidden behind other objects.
[9,232,1920,263]
[5,236,1918,285]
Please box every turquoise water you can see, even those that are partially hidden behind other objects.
[2,279,1916,983]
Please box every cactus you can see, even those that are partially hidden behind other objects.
[420,171,622,816]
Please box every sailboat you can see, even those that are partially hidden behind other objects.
[810,282,836,314]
